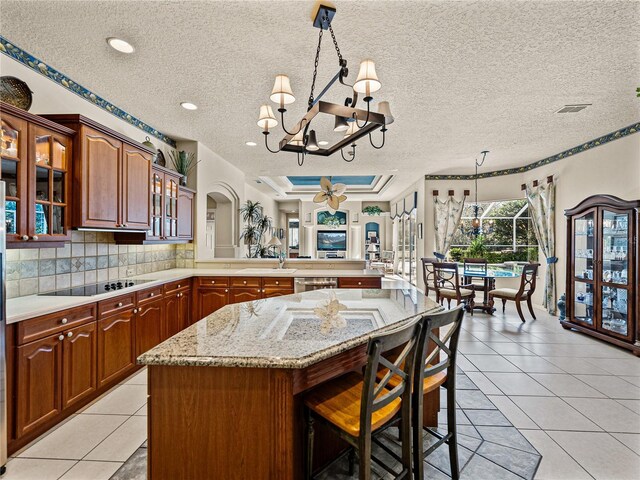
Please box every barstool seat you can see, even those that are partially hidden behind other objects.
[304,372,400,436]
[379,367,447,393]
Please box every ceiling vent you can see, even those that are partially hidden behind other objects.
[556,104,591,113]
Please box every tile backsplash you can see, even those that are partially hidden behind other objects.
[6,231,195,298]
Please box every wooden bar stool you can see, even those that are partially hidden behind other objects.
[303,317,422,480]
[412,306,465,480]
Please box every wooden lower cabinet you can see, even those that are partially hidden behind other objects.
[196,287,229,320]
[165,290,191,338]
[97,311,135,388]
[337,277,382,289]
[135,298,165,357]
[229,288,262,304]
[16,334,63,437]
[62,322,97,409]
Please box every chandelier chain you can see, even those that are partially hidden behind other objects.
[308,21,324,108]
[328,24,343,64]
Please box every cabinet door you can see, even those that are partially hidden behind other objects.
[97,311,135,388]
[122,145,151,230]
[164,173,179,239]
[80,126,122,228]
[148,170,164,240]
[177,189,194,239]
[571,209,597,328]
[62,322,97,409]
[229,288,262,304]
[16,334,63,437]
[135,298,165,356]
[164,292,181,339]
[197,288,229,319]
[28,125,72,243]
[262,288,294,298]
[598,208,633,341]
[180,289,192,327]
[1,111,29,243]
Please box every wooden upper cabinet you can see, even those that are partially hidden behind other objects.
[81,126,122,228]
[41,114,153,231]
[178,187,195,240]
[1,102,74,247]
[122,145,152,229]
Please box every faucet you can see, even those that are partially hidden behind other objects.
[278,253,286,269]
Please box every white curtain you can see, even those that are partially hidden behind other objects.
[525,181,557,314]
[433,196,465,259]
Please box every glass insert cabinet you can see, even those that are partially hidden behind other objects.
[564,195,640,355]
[1,102,73,247]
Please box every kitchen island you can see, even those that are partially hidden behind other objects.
[139,288,441,480]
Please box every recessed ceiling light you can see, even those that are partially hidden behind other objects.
[180,102,198,110]
[245,141,257,147]
[106,37,135,53]
[318,140,329,146]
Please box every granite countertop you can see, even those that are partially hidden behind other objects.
[6,267,383,324]
[138,288,441,369]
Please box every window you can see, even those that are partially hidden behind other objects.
[288,219,299,250]
[450,199,538,262]
[394,210,418,285]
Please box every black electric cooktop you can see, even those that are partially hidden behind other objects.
[39,279,154,296]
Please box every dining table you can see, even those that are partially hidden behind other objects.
[460,267,522,314]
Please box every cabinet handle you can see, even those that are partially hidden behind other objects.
[31,235,39,241]
[211,280,215,284]
[58,334,64,341]
[61,318,68,324]
[275,281,279,285]
[117,302,123,307]
[67,332,73,338]
[177,284,181,288]
[358,282,362,285]
[21,235,28,241]
[243,280,247,285]
[122,224,128,228]
[150,292,155,297]
[225,289,229,293]
[133,308,138,314]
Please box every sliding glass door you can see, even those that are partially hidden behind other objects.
[395,210,417,285]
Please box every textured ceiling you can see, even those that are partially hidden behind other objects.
[1,0,639,200]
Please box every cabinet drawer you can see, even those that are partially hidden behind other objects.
[337,277,382,289]
[98,294,135,318]
[197,277,229,287]
[137,286,163,305]
[17,305,96,346]
[262,277,294,289]
[164,279,190,294]
[230,277,261,288]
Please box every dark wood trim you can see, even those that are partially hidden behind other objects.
[41,114,154,154]
[0,102,75,136]
[565,195,640,217]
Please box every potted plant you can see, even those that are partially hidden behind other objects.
[239,200,274,258]
[362,205,383,216]
[169,150,199,186]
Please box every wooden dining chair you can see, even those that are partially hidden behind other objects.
[488,263,540,322]
[420,257,439,297]
[432,262,476,314]
[412,305,465,480]
[303,316,422,480]
[463,257,489,292]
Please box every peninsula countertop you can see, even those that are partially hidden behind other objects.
[6,267,383,324]
[138,288,441,369]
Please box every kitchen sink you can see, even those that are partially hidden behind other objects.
[237,268,298,274]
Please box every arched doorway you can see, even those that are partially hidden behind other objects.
[199,183,240,260]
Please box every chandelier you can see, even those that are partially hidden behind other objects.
[256,3,394,166]
[462,151,493,237]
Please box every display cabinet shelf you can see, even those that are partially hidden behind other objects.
[563,195,639,355]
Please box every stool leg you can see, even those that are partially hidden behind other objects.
[501,298,507,313]
[348,449,356,476]
[358,435,372,480]
[516,300,526,323]
[527,296,536,320]
[412,390,424,480]
[305,410,315,480]
[400,398,413,478]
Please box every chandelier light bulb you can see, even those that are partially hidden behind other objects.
[270,74,295,108]
[377,101,394,125]
[353,59,381,98]
[472,217,481,229]
[333,115,349,132]
[257,105,278,131]
[306,130,320,151]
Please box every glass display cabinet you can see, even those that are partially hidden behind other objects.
[1,102,73,247]
[564,195,639,355]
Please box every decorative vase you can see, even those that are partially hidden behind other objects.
[179,175,187,187]
[557,293,566,321]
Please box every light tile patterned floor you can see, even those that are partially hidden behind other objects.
[4,280,640,479]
